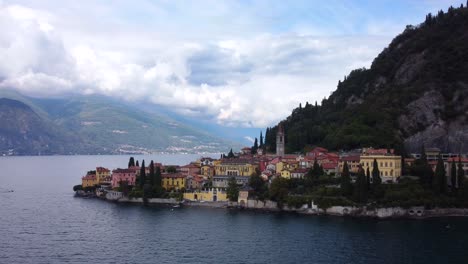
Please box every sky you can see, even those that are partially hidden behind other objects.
[0,0,465,130]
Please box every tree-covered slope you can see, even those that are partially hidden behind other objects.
[0,91,237,155]
[265,5,468,154]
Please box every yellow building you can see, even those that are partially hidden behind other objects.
[360,155,402,183]
[183,188,227,202]
[162,173,186,191]
[215,159,258,176]
[338,155,361,174]
[82,173,97,188]
[201,165,215,177]
[280,170,291,179]
[96,167,111,184]
[276,161,298,175]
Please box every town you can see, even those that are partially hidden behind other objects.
[75,127,468,216]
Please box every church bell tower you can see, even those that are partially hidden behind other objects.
[276,123,285,157]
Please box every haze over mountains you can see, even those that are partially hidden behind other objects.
[0,90,240,155]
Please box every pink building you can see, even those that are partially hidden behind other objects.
[180,163,200,176]
[111,168,136,188]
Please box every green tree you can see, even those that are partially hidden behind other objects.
[73,185,83,191]
[366,167,371,191]
[418,147,434,188]
[269,177,289,203]
[372,159,381,187]
[226,177,239,202]
[259,131,264,148]
[458,157,465,189]
[149,160,155,186]
[154,165,162,187]
[248,168,266,197]
[139,160,146,188]
[433,155,447,195]
[166,166,177,173]
[128,157,135,168]
[340,161,352,196]
[227,148,235,158]
[253,138,259,154]
[450,161,457,190]
[353,166,368,203]
[136,160,140,167]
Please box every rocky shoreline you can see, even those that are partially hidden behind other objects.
[76,191,468,219]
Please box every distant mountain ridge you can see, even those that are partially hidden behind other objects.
[0,90,239,155]
[264,5,468,154]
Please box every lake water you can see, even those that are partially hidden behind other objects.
[1,155,468,264]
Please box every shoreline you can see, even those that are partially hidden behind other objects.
[76,192,468,219]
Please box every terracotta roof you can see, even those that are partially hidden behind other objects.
[340,155,360,162]
[181,163,199,168]
[447,157,468,162]
[292,168,308,173]
[96,167,110,172]
[113,168,135,174]
[322,163,338,170]
[162,173,185,179]
[82,174,96,180]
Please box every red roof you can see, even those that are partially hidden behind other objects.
[341,155,360,162]
[292,168,308,173]
[364,148,394,155]
[113,168,135,174]
[162,173,186,179]
[322,162,338,170]
[82,174,96,180]
[447,157,468,163]
[96,167,110,172]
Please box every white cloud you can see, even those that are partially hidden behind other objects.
[2,1,450,128]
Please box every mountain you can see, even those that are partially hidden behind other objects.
[0,91,239,155]
[264,5,468,154]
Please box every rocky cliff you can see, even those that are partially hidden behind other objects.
[265,5,468,153]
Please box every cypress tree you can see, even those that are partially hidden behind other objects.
[433,155,446,195]
[228,148,235,158]
[458,157,465,189]
[340,161,352,196]
[149,160,155,186]
[259,131,264,148]
[139,160,146,188]
[372,159,381,187]
[419,146,433,188]
[366,167,371,191]
[136,160,140,167]
[252,138,258,154]
[450,161,457,189]
[312,158,321,178]
[353,166,368,203]
[128,157,135,168]
[155,166,162,187]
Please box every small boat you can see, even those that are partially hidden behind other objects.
[172,204,181,208]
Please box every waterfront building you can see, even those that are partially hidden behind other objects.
[212,175,250,188]
[111,168,136,189]
[215,159,258,176]
[276,123,285,157]
[290,168,308,179]
[96,167,111,184]
[186,175,206,190]
[82,173,97,188]
[162,173,186,191]
[338,155,361,174]
[444,157,468,178]
[360,155,402,183]
[183,188,227,202]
